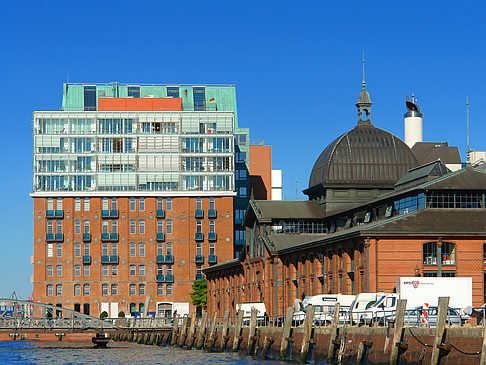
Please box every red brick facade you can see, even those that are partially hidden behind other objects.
[33,195,234,317]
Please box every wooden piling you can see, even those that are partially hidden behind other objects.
[178,316,189,347]
[149,332,155,345]
[232,310,245,352]
[205,312,218,351]
[327,302,341,364]
[247,308,258,355]
[196,311,208,350]
[262,335,274,359]
[279,307,296,361]
[431,297,450,365]
[220,310,230,352]
[389,299,407,365]
[186,313,197,348]
[479,322,486,365]
[171,315,180,346]
[300,304,316,364]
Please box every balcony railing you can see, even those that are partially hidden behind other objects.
[101,255,110,263]
[164,255,174,263]
[195,273,204,281]
[110,233,119,241]
[208,209,217,218]
[46,210,64,218]
[156,233,165,241]
[195,209,204,218]
[195,232,204,241]
[156,255,165,263]
[110,255,119,263]
[208,255,217,264]
[156,210,165,218]
[208,232,217,241]
[82,255,91,264]
[101,233,110,241]
[101,210,118,218]
[195,255,204,264]
[156,274,165,282]
[46,233,63,242]
[82,233,91,242]
[164,274,174,282]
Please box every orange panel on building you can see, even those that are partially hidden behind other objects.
[249,145,272,200]
[98,98,182,111]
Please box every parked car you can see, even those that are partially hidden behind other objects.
[378,306,462,327]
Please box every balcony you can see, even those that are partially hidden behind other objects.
[164,274,174,282]
[195,255,204,264]
[46,210,63,218]
[156,274,165,282]
[208,255,217,264]
[208,232,217,241]
[101,233,110,241]
[82,233,91,242]
[156,209,165,218]
[156,255,165,263]
[110,209,119,218]
[208,209,217,218]
[109,255,119,263]
[46,233,63,242]
[82,255,91,264]
[195,273,204,281]
[164,255,174,263]
[195,232,204,241]
[101,210,118,218]
[156,233,165,241]
[101,255,110,263]
[195,209,204,218]
[110,233,119,241]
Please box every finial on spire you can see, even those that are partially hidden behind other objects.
[362,50,366,90]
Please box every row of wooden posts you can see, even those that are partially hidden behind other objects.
[112,297,486,365]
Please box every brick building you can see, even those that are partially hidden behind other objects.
[32,83,247,317]
[204,80,486,317]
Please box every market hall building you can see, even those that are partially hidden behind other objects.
[204,82,486,318]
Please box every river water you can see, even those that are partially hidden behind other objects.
[0,340,304,365]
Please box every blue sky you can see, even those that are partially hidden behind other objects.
[0,0,485,297]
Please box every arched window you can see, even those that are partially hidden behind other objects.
[74,242,81,257]
[74,284,81,296]
[111,220,118,233]
[157,284,164,296]
[166,242,173,256]
[423,242,437,265]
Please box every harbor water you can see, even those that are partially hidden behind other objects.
[0,340,305,365]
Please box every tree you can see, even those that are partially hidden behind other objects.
[190,278,207,317]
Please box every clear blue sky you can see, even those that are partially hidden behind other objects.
[1,0,485,298]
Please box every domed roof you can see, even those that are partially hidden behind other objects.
[308,121,419,188]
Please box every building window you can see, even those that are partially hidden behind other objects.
[74,284,81,296]
[139,198,145,211]
[236,170,247,180]
[129,284,136,296]
[83,265,90,277]
[157,264,164,276]
[196,242,202,256]
[111,284,118,296]
[423,243,437,265]
[56,265,62,277]
[238,187,248,198]
[166,284,173,295]
[102,265,109,276]
[74,198,81,211]
[157,198,163,210]
[128,86,140,98]
[84,85,96,111]
[102,243,109,256]
[166,220,172,234]
[74,220,81,234]
[84,198,90,211]
[209,197,215,210]
[47,243,53,257]
[129,243,136,257]
[56,243,62,257]
[139,284,146,295]
[74,265,81,277]
[166,242,173,256]
[83,243,90,256]
[209,243,215,256]
[129,197,136,211]
[235,210,245,224]
[209,220,215,233]
[111,198,117,210]
[196,264,202,277]
[102,284,109,296]
[157,284,164,296]
[46,285,53,296]
[167,87,179,98]
[236,152,246,163]
[139,242,145,257]
[83,284,90,296]
[196,197,202,210]
[56,220,63,234]
[139,265,145,276]
[166,265,173,276]
[102,198,109,210]
[56,284,62,296]
[441,242,456,265]
[47,220,53,234]
[193,87,206,111]
[111,220,118,234]
[157,243,164,256]
[47,198,54,211]
[83,220,90,234]
[237,134,247,145]
[46,265,53,277]
[102,221,109,234]
[56,198,63,211]
[139,220,145,234]
[129,220,136,234]
[157,220,164,234]
[129,265,136,276]
[166,198,172,211]
[111,242,117,256]
[111,265,118,276]
[196,220,202,233]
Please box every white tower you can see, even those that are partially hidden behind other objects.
[404,95,423,148]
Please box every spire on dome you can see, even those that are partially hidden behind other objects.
[356,51,373,124]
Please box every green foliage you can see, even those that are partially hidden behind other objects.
[100,311,108,319]
[190,278,207,316]
[118,311,125,318]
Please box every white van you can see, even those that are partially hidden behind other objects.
[349,293,386,323]
[236,302,267,324]
[294,294,356,325]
